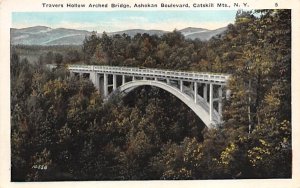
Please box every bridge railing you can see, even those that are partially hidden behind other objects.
[68,64,230,83]
[67,64,94,71]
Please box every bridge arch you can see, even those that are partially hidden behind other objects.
[118,80,217,129]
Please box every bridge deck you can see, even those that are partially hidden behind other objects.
[67,64,230,85]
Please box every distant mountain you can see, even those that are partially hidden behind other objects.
[11,26,90,45]
[13,26,51,34]
[111,27,226,41]
[179,27,208,34]
[11,26,227,45]
[179,27,227,40]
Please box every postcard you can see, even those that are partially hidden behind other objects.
[0,0,300,187]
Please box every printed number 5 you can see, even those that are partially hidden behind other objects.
[275,3,278,7]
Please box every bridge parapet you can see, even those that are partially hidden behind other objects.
[68,64,229,85]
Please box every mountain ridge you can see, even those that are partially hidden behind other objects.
[11,26,227,45]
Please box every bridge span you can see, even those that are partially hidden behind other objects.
[48,64,230,128]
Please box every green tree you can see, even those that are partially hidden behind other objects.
[82,31,101,64]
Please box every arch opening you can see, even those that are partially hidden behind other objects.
[115,80,219,129]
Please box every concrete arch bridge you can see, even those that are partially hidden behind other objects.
[48,64,230,129]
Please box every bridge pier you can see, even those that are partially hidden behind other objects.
[89,72,100,90]
[218,86,223,122]
[194,82,198,103]
[180,80,183,92]
[203,84,207,102]
[122,75,125,85]
[113,74,117,91]
[209,83,213,122]
[104,73,108,97]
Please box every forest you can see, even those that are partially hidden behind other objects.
[11,10,291,181]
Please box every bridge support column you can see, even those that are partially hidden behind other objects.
[113,74,117,91]
[180,80,183,92]
[218,86,223,122]
[79,72,83,77]
[194,82,198,103]
[143,77,147,80]
[122,75,125,85]
[167,78,170,84]
[154,77,158,81]
[209,83,213,122]
[104,73,108,97]
[203,84,207,102]
[89,72,100,90]
[132,76,135,81]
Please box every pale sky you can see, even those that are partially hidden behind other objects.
[12,11,237,32]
